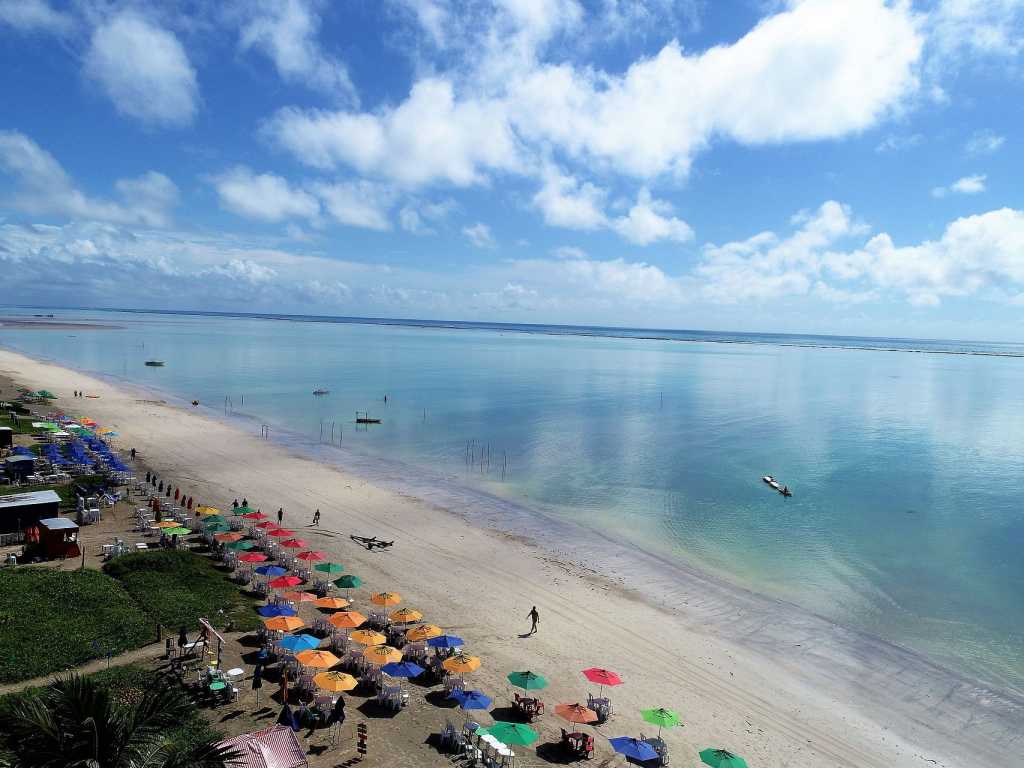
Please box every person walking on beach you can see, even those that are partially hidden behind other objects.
[312,509,320,526]
[277,507,284,524]
[130,447,136,461]
[527,606,540,635]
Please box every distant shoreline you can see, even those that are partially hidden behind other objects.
[0,317,121,330]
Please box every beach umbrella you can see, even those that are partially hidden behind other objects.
[370,591,401,607]
[329,611,367,630]
[242,511,267,520]
[314,596,350,610]
[257,604,297,618]
[201,515,226,525]
[479,722,539,747]
[263,616,305,632]
[314,562,345,575]
[214,532,244,543]
[427,635,464,649]
[255,521,279,530]
[442,653,481,674]
[583,667,623,697]
[507,671,548,690]
[166,527,191,536]
[555,703,599,726]
[450,690,492,711]
[280,538,308,549]
[405,623,442,642]
[227,540,255,551]
[155,520,178,529]
[389,607,423,624]
[381,661,425,678]
[255,565,287,577]
[234,505,256,515]
[206,522,231,533]
[699,748,749,768]
[350,629,387,646]
[238,552,268,563]
[314,671,357,692]
[333,574,363,589]
[278,634,320,653]
[268,528,295,538]
[295,550,325,561]
[282,590,317,603]
[269,575,303,589]
[363,644,402,665]
[296,649,340,669]
[640,707,680,737]
[195,506,221,516]
[609,737,659,762]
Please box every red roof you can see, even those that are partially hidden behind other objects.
[219,725,308,768]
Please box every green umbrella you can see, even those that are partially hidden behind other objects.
[37,390,56,399]
[506,671,548,690]
[234,506,256,516]
[315,562,345,575]
[700,748,748,768]
[641,707,681,737]
[165,527,191,536]
[334,574,362,589]
[206,522,231,533]
[228,540,256,551]
[478,722,539,746]
[202,515,226,525]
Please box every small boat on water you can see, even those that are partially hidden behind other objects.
[312,389,330,396]
[144,360,165,367]
[355,411,381,424]
[762,475,792,497]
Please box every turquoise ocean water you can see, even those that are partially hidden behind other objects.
[2,308,1022,692]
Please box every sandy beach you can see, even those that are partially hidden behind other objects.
[2,346,1021,768]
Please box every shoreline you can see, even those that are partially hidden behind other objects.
[2,346,1022,767]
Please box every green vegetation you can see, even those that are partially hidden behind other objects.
[104,549,261,633]
[0,569,153,684]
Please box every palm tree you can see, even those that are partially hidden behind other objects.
[5,674,239,768]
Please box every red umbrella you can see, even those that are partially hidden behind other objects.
[296,550,325,561]
[238,553,269,563]
[582,667,622,697]
[243,511,268,520]
[269,575,303,589]
[281,538,308,549]
[268,528,295,538]
[255,521,278,530]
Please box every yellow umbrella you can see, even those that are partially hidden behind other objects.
[295,649,341,669]
[262,615,305,632]
[350,629,387,646]
[315,596,351,610]
[370,591,401,607]
[363,644,402,665]
[442,653,481,674]
[329,611,367,630]
[389,607,423,623]
[155,520,179,529]
[406,623,443,642]
[195,506,221,516]
[314,671,358,692]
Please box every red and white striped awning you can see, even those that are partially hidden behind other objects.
[219,725,308,768]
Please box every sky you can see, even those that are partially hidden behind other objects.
[1,0,1023,340]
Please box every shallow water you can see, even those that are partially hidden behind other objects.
[3,308,1023,690]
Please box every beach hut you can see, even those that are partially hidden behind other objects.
[0,426,12,448]
[0,489,60,533]
[4,455,35,482]
[35,517,81,559]
[217,725,308,768]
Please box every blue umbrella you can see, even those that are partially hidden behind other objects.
[450,689,492,711]
[380,661,425,678]
[256,565,288,577]
[609,737,659,762]
[257,604,297,618]
[278,634,320,652]
[427,635,465,649]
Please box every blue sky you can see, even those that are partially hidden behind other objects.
[1,0,1023,339]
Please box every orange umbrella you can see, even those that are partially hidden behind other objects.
[314,671,357,692]
[329,611,366,630]
[315,596,350,610]
[154,520,178,529]
[389,607,423,623]
[405,623,443,642]
[555,703,599,725]
[262,615,305,632]
[442,653,481,674]
[371,591,401,607]
[349,629,387,646]
[295,649,341,669]
[214,532,244,542]
[282,591,318,603]
[363,644,402,665]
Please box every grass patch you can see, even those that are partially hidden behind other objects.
[104,549,261,633]
[0,569,153,684]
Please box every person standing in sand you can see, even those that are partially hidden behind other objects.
[277,507,284,524]
[527,606,539,635]
[312,509,320,526]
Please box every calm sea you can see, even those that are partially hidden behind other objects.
[3,308,1023,691]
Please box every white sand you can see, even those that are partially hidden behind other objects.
[3,347,1021,768]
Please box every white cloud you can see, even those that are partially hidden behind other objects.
[84,13,199,127]
[0,0,73,34]
[213,166,320,222]
[929,0,1024,60]
[312,181,394,231]
[399,198,457,235]
[238,0,357,104]
[533,166,607,230]
[0,131,178,226]
[463,222,496,248]
[931,174,986,197]
[611,188,693,245]
[552,245,586,260]
[965,129,1006,155]
[875,133,923,153]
